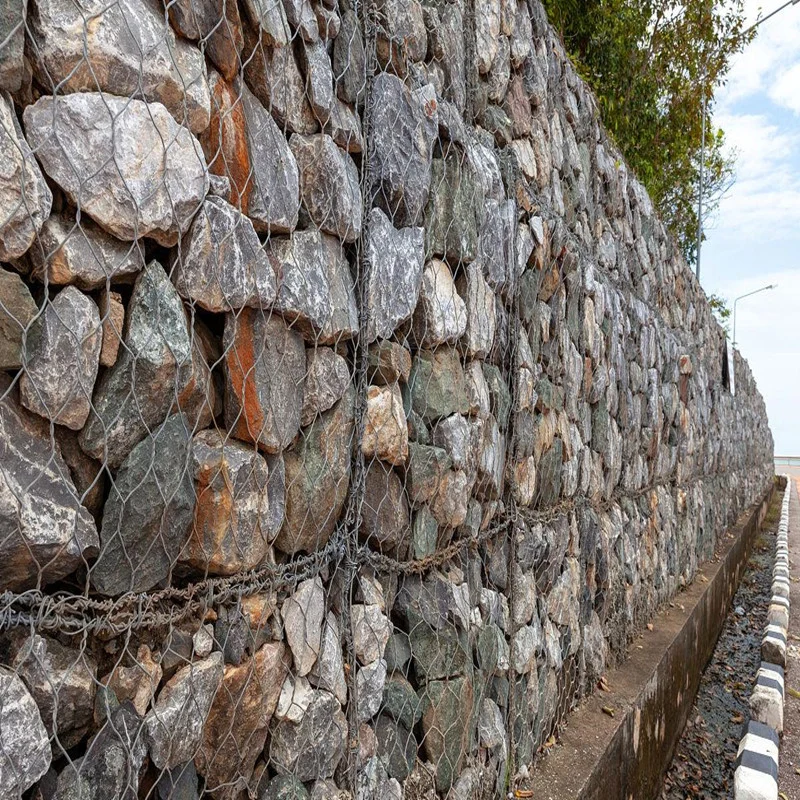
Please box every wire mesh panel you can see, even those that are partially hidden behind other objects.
[0,0,774,798]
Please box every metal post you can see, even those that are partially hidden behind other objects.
[731,284,776,346]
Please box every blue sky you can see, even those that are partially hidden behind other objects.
[702,0,800,454]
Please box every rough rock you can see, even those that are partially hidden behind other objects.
[28,211,144,289]
[324,97,363,153]
[282,577,325,676]
[368,340,412,386]
[259,775,310,800]
[300,40,335,122]
[301,347,351,426]
[374,715,416,781]
[309,611,347,704]
[457,262,497,359]
[405,443,452,506]
[374,0,425,75]
[197,642,289,796]
[362,384,409,466]
[364,207,425,342]
[172,320,223,432]
[409,347,470,421]
[98,644,162,720]
[173,196,276,312]
[24,92,208,246]
[412,259,467,347]
[90,414,195,595]
[242,0,290,44]
[79,261,193,468]
[269,689,347,781]
[360,460,410,555]
[357,658,387,721]
[269,230,359,343]
[0,0,25,91]
[0,376,99,591]
[426,2,466,111]
[429,468,470,529]
[185,430,272,575]
[19,286,101,430]
[332,9,366,105]
[382,672,422,731]
[0,265,37,369]
[28,0,210,132]
[370,72,438,227]
[144,653,224,770]
[275,387,354,554]
[0,93,51,261]
[223,310,306,453]
[290,133,362,242]
[352,603,391,665]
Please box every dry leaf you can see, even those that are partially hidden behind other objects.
[647,623,654,631]
[602,706,615,718]
[730,713,744,724]
[788,686,800,700]
[515,791,534,798]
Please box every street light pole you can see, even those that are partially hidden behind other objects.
[695,0,800,282]
[732,284,777,347]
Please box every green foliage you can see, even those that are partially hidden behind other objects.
[542,0,753,264]
[708,292,731,333]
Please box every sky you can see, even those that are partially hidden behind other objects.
[701,0,800,455]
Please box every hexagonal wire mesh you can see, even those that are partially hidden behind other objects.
[0,0,774,798]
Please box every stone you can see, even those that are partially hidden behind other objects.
[432,414,477,472]
[426,2,466,111]
[238,79,302,233]
[242,0,290,44]
[382,671,422,730]
[90,414,195,595]
[360,460,410,555]
[0,94,51,260]
[364,207,425,343]
[315,4,340,41]
[28,0,210,132]
[333,9,366,105]
[352,604,392,665]
[282,577,325,676]
[0,376,99,591]
[429,469,470,529]
[362,384,409,466]
[55,703,146,800]
[54,426,105,519]
[374,0,425,74]
[97,644,162,721]
[309,611,347,704]
[7,631,97,744]
[457,262,497,359]
[144,653,224,770]
[290,133,362,242]
[301,347,351,426]
[0,0,25,91]
[276,675,315,723]
[384,632,412,674]
[478,698,505,749]
[301,40,335,122]
[168,0,244,81]
[0,266,37,369]
[155,762,200,800]
[369,72,438,227]
[324,97,363,153]
[474,0,501,73]
[19,286,101,430]
[412,506,439,559]
[421,677,473,791]
[425,147,484,264]
[282,0,318,40]
[260,775,310,800]
[269,230,359,343]
[405,443,452,506]
[476,415,505,500]
[197,642,289,796]
[98,291,124,368]
[357,658,387,722]
[412,259,467,347]
[172,321,223,432]
[28,211,144,289]
[185,430,272,575]
[275,387,354,554]
[374,715,416,781]
[173,196,277,312]
[24,93,207,246]
[409,347,470,421]
[269,689,347,781]
[223,310,306,453]
[368,340,412,386]
[79,261,193,468]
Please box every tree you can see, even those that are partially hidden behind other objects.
[708,293,732,334]
[542,0,753,265]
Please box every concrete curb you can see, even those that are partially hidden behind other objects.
[735,477,790,800]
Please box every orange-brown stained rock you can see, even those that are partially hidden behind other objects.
[196,641,290,798]
[98,290,124,368]
[199,72,253,216]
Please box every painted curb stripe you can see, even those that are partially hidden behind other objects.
[734,750,779,781]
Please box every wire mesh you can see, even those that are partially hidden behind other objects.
[0,0,774,798]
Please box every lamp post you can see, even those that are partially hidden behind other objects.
[695,0,800,281]
[732,284,776,347]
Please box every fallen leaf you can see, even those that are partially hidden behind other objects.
[515,792,534,798]
[779,792,789,800]
[788,686,800,700]
[730,713,744,724]
[647,623,654,631]
[602,706,615,718]
[544,735,556,748]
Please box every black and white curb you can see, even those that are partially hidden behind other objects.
[734,478,791,800]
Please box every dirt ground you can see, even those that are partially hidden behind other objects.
[659,489,781,799]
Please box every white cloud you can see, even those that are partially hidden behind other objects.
[769,62,800,114]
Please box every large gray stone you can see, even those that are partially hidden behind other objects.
[242,0,290,44]
[90,414,195,595]
[269,230,359,344]
[24,93,208,246]
[364,207,425,342]
[0,667,51,797]
[28,0,210,132]
[290,133,362,242]
[19,286,102,430]
[332,9,365,106]
[144,652,224,770]
[369,72,437,227]
[360,460,410,556]
[0,376,99,591]
[425,2,466,111]
[281,577,325,676]
[79,261,193,468]
[412,259,467,347]
[300,40,335,122]
[0,265,37,369]
[301,347,351,426]
[275,387,354,555]
[173,196,276,312]
[0,93,52,261]
[0,0,25,91]
[309,611,347,704]
[223,310,306,453]
[409,347,470,421]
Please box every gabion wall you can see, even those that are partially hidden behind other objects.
[0,0,773,797]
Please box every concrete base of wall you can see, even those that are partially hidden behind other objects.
[526,479,778,800]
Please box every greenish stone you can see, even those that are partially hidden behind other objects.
[412,506,439,559]
[382,672,422,729]
[409,348,469,422]
[259,775,309,800]
[374,714,416,781]
[476,623,507,675]
[481,363,511,431]
[408,611,470,682]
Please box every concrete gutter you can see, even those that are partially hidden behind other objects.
[525,479,777,800]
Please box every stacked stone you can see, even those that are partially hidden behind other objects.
[0,0,774,797]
